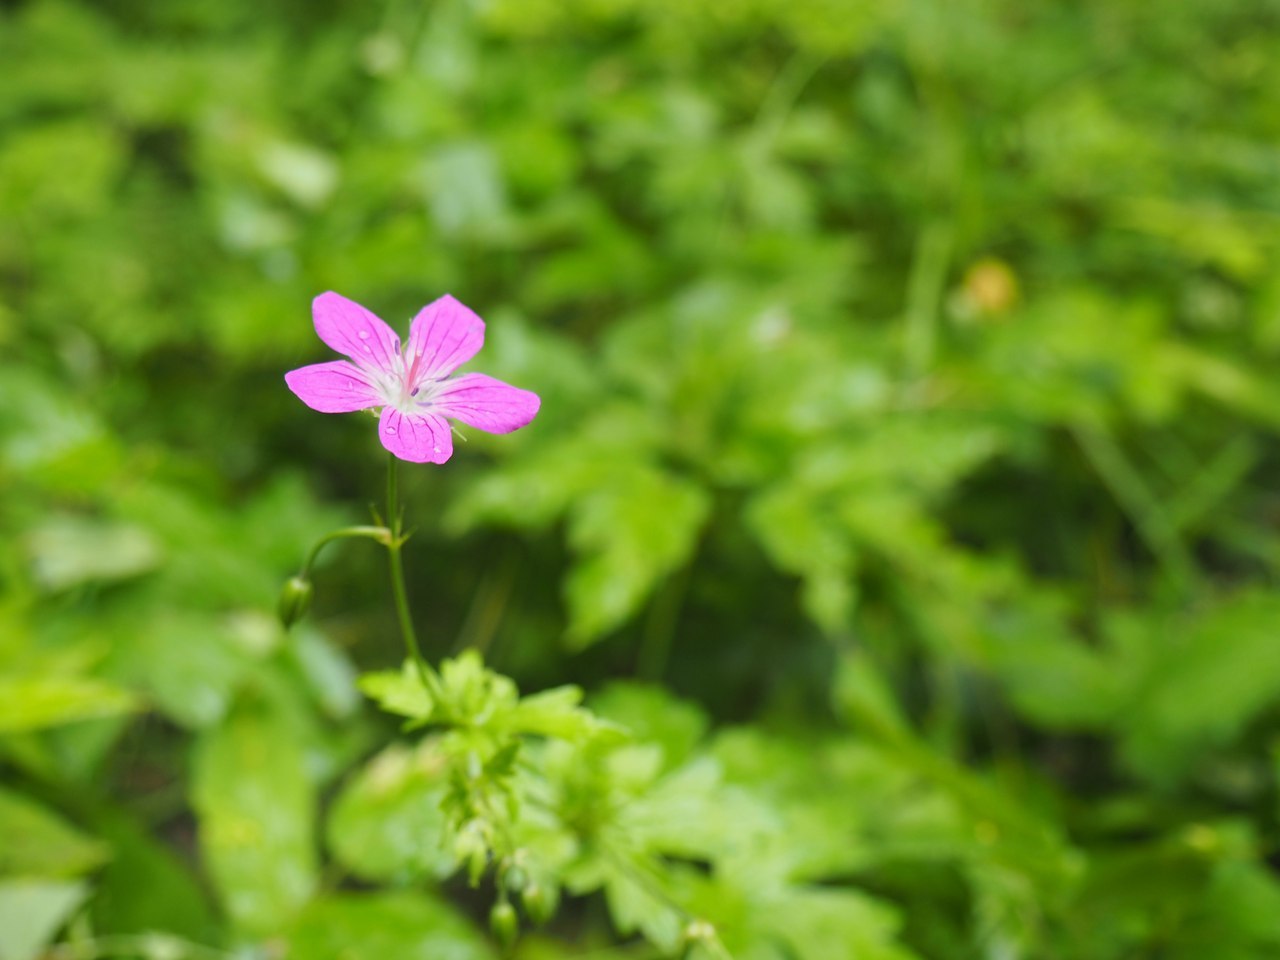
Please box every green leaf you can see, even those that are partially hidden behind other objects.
[24,516,161,591]
[564,465,710,646]
[421,141,510,241]
[590,683,708,770]
[584,855,684,954]
[326,741,455,883]
[0,119,125,220]
[1121,592,1280,782]
[89,812,217,941]
[0,879,88,960]
[191,702,317,936]
[505,685,623,741]
[106,614,251,729]
[0,677,137,734]
[832,652,909,742]
[284,891,497,960]
[255,139,339,209]
[747,483,857,633]
[757,886,916,960]
[288,626,359,720]
[359,663,434,721]
[438,650,519,723]
[0,788,107,879]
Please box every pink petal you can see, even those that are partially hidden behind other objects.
[313,292,402,373]
[429,373,541,434]
[379,407,453,463]
[405,295,484,384]
[284,361,381,413]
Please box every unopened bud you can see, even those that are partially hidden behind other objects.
[490,899,518,948]
[683,919,717,945]
[278,576,313,628]
[453,820,489,887]
[521,881,555,925]
[503,863,529,893]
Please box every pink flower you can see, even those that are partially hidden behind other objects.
[285,292,540,463]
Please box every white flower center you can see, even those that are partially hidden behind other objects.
[369,352,443,414]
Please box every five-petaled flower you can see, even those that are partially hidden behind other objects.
[285,292,540,463]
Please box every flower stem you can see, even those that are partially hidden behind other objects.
[300,525,392,579]
[385,452,445,704]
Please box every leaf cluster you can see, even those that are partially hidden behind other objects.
[4,0,1280,957]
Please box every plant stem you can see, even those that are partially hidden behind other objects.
[385,452,445,703]
[903,219,953,383]
[300,525,392,578]
[1071,421,1195,593]
[636,564,692,682]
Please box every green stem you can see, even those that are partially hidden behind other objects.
[1071,421,1195,592]
[300,525,392,578]
[385,452,445,704]
[903,220,953,383]
[636,563,692,682]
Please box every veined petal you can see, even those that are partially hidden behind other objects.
[429,373,541,434]
[379,407,453,463]
[405,295,484,384]
[313,292,402,374]
[284,361,381,413]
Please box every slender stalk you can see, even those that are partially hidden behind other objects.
[1071,421,1195,592]
[636,563,692,682]
[903,220,953,383]
[300,525,392,578]
[385,452,445,703]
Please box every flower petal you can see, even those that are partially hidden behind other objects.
[429,373,541,434]
[405,295,484,384]
[313,292,402,373]
[379,407,453,463]
[284,361,381,413]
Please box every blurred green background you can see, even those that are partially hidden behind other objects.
[4,0,1280,957]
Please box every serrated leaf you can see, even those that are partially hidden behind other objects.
[746,484,856,633]
[758,886,916,960]
[506,685,622,741]
[590,855,684,954]
[358,663,434,720]
[564,465,710,646]
[590,683,707,770]
[1121,592,1280,782]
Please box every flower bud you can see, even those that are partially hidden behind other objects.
[503,863,529,893]
[521,881,556,926]
[278,576,313,628]
[683,919,717,943]
[490,899,518,949]
[452,820,490,887]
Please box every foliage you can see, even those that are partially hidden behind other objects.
[4,0,1280,958]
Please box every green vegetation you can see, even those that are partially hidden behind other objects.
[4,0,1280,958]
